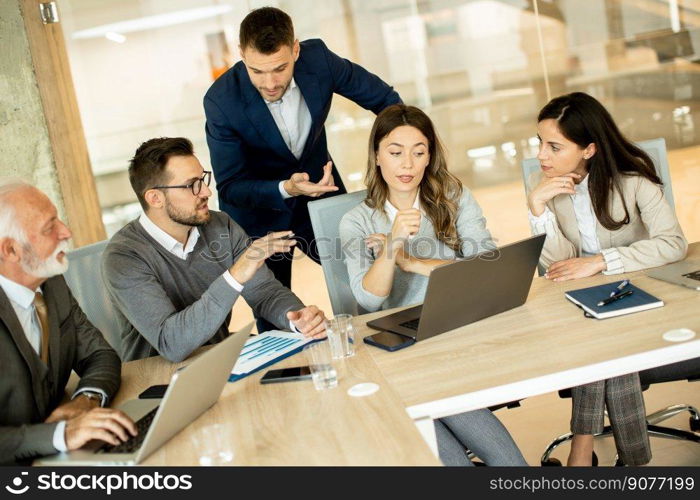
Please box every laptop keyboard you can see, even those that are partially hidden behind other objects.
[98,405,159,454]
[399,318,420,331]
[683,270,700,282]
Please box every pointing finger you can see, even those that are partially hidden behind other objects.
[318,161,333,185]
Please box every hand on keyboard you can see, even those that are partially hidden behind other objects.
[64,408,138,451]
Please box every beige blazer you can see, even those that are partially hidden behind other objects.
[526,171,688,271]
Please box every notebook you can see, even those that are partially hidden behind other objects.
[565,281,664,319]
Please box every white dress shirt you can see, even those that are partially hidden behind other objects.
[138,213,301,331]
[138,213,243,292]
[383,193,425,243]
[266,78,313,200]
[383,193,423,223]
[0,274,107,453]
[528,174,623,274]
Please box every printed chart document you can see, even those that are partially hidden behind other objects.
[229,330,314,381]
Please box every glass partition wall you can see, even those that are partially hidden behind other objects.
[60,0,700,242]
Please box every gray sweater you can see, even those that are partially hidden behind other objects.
[102,211,304,362]
[339,189,493,311]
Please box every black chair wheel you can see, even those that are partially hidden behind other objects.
[541,452,597,467]
[541,457,562,466]
[690,417,700,432]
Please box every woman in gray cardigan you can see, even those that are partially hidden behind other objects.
[527,92,687,466]
[339,104,526,467]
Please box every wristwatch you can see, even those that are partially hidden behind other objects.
[77,391,104,406]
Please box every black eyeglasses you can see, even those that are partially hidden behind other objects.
[152,171,212,196]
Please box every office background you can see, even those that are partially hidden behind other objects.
[57,0,700,238]
[1,0,699,465]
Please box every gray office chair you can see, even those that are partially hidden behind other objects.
[64,240,122,353]
[308,190,367,316]
[521,137,674,209]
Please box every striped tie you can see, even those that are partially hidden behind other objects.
[34,292,50,364]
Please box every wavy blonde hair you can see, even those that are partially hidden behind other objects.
[364,105,463,253]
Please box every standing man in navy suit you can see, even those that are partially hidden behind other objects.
[204,7,401,330]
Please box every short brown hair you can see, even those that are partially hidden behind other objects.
[239,7,294,54]
[128,137,194,210]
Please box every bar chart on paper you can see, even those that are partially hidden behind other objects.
[230,330,313,380]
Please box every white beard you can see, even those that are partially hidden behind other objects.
[21,240,70,278]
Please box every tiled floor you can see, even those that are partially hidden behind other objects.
[229,145,700,466]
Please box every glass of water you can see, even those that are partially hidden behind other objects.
[304,342,338,390]
[326,314,356,359]
[192,423,235,466]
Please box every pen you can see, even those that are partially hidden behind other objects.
[608,279,629,298]
[597,289,633,307]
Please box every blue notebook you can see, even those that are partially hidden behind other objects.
[565,280,664,319]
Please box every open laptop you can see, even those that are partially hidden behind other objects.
[37,322,253,465]
[647,260,700,291]
[366,234,545,343]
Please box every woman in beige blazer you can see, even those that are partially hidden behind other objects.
[526,92,687,466]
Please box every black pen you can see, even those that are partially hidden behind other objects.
[597,289,633,307]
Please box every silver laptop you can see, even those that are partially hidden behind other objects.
[647,260,700,291]
[38,323,253,465]
[367,234,545,341]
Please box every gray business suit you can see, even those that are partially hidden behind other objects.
[0,275,121,464]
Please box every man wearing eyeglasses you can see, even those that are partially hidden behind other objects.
[102,137,328,363]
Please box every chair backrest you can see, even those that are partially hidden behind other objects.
[636,138,674,208]
[521,137,674,208]
[308,190,367,316]
[63,240,122,353]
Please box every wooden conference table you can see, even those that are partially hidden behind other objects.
[117,243,700,465]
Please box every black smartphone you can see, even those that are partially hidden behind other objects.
[138,384,168,399]
[363,331,415,352]
[260,366,312,384]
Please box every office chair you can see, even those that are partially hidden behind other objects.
[522,138,698,465]
[64,240,123,353]
[541,359,700,466]
[307,190,368,316]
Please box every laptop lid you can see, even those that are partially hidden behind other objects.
[133,322,253,462]
[367,235,544,340]
[647,261,700,291]
[415,234,545,340]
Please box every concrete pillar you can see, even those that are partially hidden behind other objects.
[0,0,106,247]
[0,0,67,222]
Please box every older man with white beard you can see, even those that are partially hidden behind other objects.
[0,179,137,465]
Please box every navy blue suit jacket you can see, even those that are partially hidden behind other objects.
[204,39,401,239]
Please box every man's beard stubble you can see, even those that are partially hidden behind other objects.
[165,198,211,227]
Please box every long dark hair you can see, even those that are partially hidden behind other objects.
[365,105,463,252]
[538,92,661,231]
